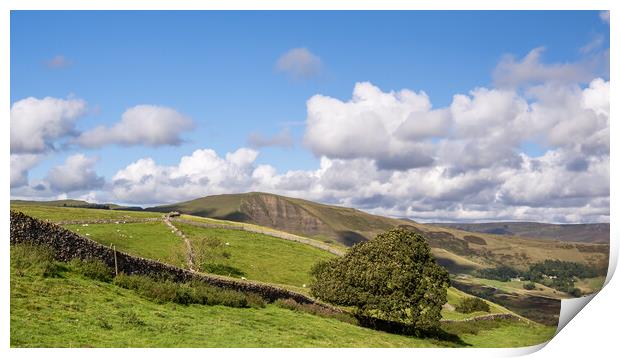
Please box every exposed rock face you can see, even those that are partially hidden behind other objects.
[240,193,331,237]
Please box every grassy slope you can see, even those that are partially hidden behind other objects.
[63,222,187,269]
[10,260,556,348]
[174,222,336,287]
[177,214,348,253]
[11,204,161,221]
[454,276,571,300]
[150,192,403,244]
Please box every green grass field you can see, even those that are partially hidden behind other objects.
[10,254,556,348]
[11,204,161,222]
[64,222,187,268]
[174,222,336,287]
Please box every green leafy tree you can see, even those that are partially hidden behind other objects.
[310,228,450,331]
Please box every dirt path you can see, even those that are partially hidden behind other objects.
[163,214,196,272]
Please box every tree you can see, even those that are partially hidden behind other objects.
[455,297,490,313]
[310,228,450,331]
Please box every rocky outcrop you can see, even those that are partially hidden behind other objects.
[240,194,331,238]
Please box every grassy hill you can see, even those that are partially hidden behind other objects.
[429,222,609,244]
[145,192,609,276]
[10,242,556,348]
[149,192,404,246]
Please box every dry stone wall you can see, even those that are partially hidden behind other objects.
[10,210,336,307]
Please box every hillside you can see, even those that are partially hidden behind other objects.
[427,222,609,244]
[149,192,404,245]
[147,192,609,275]
[10,210,556,347]
[10,246,555,348]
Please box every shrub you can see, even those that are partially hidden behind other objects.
[310,228,449,331]
[454,297,490,314]
[10,244,62,278]
[474,265,522,282]
[69,259,113,282]
[568,287,582,297]
[523,282,536,290]
[112,273,265,308]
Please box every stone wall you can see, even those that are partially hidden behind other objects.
[10,211,338,309]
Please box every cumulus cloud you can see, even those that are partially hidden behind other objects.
[10,154,42,188]
[45,55,71,69]
[76,105,194,148]
[276,48,322,79]
[304,82,442,170]
[11,96,87,153]
[247,128,294,148]
[47,154,105,192]
[111,148,259,205]
[296,75,609,223]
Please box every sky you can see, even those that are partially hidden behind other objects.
[10,10,610,223]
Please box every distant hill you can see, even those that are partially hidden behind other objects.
[148,192,404,246]
[428,222,609,244]
[10,199,143,212]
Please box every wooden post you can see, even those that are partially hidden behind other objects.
[113,245,118,276]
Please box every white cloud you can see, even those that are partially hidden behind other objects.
[76,105,194,148]
[247,128,294,148]
[11,96,87,153]
[111,148,259,205]
[493,47,596,88]
[45,55,71,69]
[10,154,42,188]
[304,82,440,170]
[276,48,322,79]
[47,154,104,192]
[579,34,604,54]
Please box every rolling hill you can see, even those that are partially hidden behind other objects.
[427,222,609,244]
[148,192,404,246]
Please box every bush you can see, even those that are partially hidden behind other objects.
[523,282,536,290]
[112,273,266,308]
[474,265,522,282]
[455,297,490,314]
[69,259,113,282]
[310,228,450,331]
[568,287,582,297]
[10,244,62,278]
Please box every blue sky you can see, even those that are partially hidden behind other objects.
[10,11,610,223]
